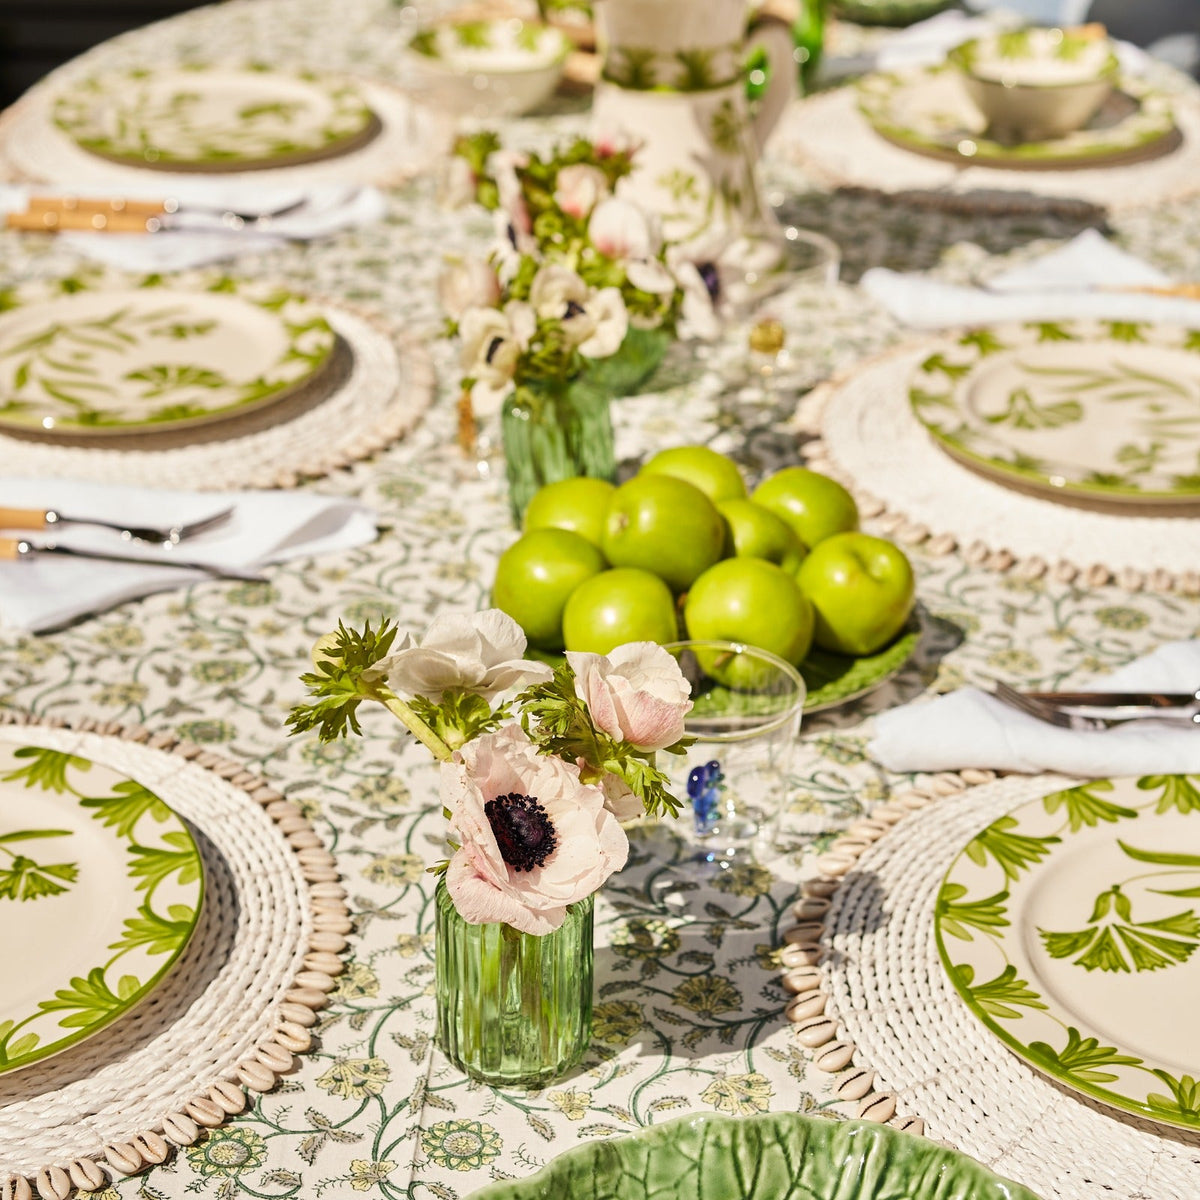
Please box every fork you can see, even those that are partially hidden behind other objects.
[0,505,235,546]
[990,680,1200,730]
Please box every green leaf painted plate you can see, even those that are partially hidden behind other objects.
[0,276,336,439]
[857,65,1179,170]
[909,320,1200,511]
[802,610,921,713]
[53,66,378,172]
[0,739,204,1074]
[465,1111,1045,1199]
[935,775,1200,1132]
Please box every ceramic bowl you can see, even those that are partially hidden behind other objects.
[405,16,571,117]
[465,1111,1046,1200]
[948,26,1120,143]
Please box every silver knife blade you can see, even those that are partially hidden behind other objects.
[1025,689,1200,708]
[10,539,264,582]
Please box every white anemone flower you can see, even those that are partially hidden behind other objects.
[577,287,628,358]
[378,609,552,703]
[588,197,661,261]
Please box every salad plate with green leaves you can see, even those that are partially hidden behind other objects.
[936,774,1200,1131]
[909,319,1200,512]
[0,276,336,439]
[53,66,379,171]
[0,739,203,1075]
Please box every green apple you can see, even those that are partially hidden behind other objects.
[522,477,615,549]
[794,531,915,657]
[492,528,606,651]
[640,445,747,504]
[717,498,807,573]
[683,558,814,681]
[603,474,726,593]
[752,467,858,549]
[562,568,680,655]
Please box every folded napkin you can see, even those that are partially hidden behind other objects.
[860,229,1200,329]
[869,640,1200,776]
[0,478,377,633]
[1,184,386,272]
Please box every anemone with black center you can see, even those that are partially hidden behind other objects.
[485,791,558,872]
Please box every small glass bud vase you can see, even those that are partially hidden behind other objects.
[434,877,594,1087]
[500,377,616,523]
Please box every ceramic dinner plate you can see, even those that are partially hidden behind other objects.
[908,319,1200,511]
[0,739,203,1074]
[857,65,1179,170]
[53,66,378,171]
[466,1110,1043,1199]
[0,279,336,439]
[936,776,1200,1132]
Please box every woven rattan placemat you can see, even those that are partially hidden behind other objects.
[0,715,346,1200]
[0,304,432,491]
[780,772,1200,1200]
[793,340,1200,595]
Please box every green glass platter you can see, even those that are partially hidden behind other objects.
[465,1111,1045,1199]
[936,775,1200,1132]
[801,611,921,713]
[0,739,204,1074]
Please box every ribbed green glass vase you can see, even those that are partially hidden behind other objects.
[434,877,594,1087]
[501,378,616,523]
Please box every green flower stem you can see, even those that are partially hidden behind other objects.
[373,689,455,763]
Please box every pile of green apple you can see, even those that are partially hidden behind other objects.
[491,446,916,672]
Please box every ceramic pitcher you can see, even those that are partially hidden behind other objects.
[591,0,796,249]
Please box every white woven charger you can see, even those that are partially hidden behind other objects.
[795,340,1200,594]
[0,305,432,491]
[0,78,447,189]
[772,80,1200,215]
[0,715,347,1200]
[815,773,1200,1200]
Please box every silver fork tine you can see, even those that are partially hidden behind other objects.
[92,506,236,545]
[990,681,1107,731]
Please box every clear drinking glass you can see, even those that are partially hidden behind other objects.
[662,640,805,867]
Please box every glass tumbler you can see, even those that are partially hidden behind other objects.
[662,640,805,867]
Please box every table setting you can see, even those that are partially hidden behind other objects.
[0,0,1198,1198]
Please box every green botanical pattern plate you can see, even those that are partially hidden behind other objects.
[936,775,1200,1131]
[833,0,955,28]
[53,66,377,171]
[408,18,570,74]
[466,1111,1044,1199]
[0,740,203,1074]
[802,611,921,712]
[0,276,336,437]
[909,319,1200,509]
[857,65,1178,169]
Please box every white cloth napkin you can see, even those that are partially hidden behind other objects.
[1,184,386,272]
[869,640,1200,775]
[860,229,1200,329]
[0,478,377,633]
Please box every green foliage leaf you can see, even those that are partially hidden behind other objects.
[109,903,196,955]
[1026,1025,1141,1084]
[79,778,172,838]
[287,619,400,741]
[39,966,137,1027]
[127,831,202,894]
[936,883,1010,942]
[965,816,1059,881]
[1136,774,1200,815]
[0,746,90,793]
[1042,781,1137,832]
[0,854,78,901]
[952,963,1047,1020]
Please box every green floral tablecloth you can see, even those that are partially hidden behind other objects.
[1,2,1199,1197]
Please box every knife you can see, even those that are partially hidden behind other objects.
[6,195,308,234]
[1025,689,1200,708]
[0,537,265,582]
